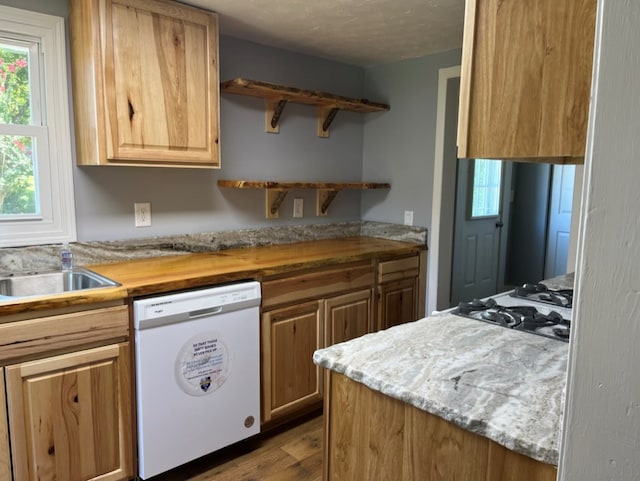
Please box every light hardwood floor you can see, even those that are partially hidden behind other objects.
[151,414,323,481]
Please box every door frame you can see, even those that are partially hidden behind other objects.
[428,65,460,313]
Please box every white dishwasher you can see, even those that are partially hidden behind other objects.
[133,281,261,479]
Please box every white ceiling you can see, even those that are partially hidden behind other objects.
[183,0,465,67]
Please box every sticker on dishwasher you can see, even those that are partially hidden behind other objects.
[175,332,231,396]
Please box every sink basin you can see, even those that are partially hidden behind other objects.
[0,267,120,298]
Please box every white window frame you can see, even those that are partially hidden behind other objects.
[0,6,76,247]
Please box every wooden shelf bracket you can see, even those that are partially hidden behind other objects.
[317,188,341,216]
[266,189,288,218]
[221,78,389,137]
[265,99,288,133]
[218,180,390,219]
[317,107,340,138]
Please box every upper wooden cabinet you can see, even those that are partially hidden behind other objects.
[457,0,596,163]
[70,0,220,168]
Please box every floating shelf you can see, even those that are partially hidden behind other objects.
[218,180,391,218]
[220,78,390,137]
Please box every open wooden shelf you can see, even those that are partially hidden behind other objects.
[218,180,390,218]
[220,78,390,137]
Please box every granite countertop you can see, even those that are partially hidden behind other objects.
[0,221,426,272]
[313,313,568,465]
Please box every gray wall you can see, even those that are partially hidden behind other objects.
[75,36,367,241]
[361,49,462,232]
[1,0,367,242]
[5,0,462,245]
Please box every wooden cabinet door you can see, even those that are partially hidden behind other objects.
[71,0,220,167]
[262,301,323,423]
[5,343,133,481]
[457,0,596,162]
[325,289,373,346]
[0,371,11,481]
[378,277,418,330]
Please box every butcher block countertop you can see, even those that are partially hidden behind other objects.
[314,312,568,465]
[89,236,423,297]
[0,236,424,315]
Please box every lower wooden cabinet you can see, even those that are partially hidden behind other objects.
[377,254,425,330]
[4,343,133,481]
[261,288,376,426]
[261,262,377,426]
[324,372,557,481]
[325,289,373,346]
[378,277,418,330]
[261,301,324,423]
[260,254,426,427]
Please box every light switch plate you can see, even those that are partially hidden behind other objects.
[293,198,304,218]
[404,210,414,226]
[135,202,151,227]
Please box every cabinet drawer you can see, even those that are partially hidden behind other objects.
[262,263,374,309]
[0,305,129,363]
[378,256,420,284]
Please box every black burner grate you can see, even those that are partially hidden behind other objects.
[510,283,573,308]
[453,298,570,342]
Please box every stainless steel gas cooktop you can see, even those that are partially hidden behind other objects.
[452,288,573,342]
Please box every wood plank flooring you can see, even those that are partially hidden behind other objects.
[150,414,323,481]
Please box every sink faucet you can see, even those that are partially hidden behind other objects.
[60,243,73,271]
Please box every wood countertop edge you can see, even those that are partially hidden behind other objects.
[0,286,128,316]
[0,237,426,313]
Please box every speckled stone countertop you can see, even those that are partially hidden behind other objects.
[0,221,426,273]
[314,313,568,465]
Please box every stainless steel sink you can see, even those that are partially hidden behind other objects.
[0,267,120,298]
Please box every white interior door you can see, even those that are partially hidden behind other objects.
[545,165,576,278]
[450,159,510,305]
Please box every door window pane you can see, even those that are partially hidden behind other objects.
[471,159,502,218]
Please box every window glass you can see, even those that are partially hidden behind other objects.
[0,43,31,124]
[0,134,37,216]
[470,159,502,218]
[0,40,39,217]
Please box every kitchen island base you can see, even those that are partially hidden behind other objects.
[323,372,557,481]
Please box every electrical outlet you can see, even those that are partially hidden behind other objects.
[135,202,151,227]
[404,210,414,226]
[293,198,304,218]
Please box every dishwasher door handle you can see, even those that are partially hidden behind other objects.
[189,306,223,318]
